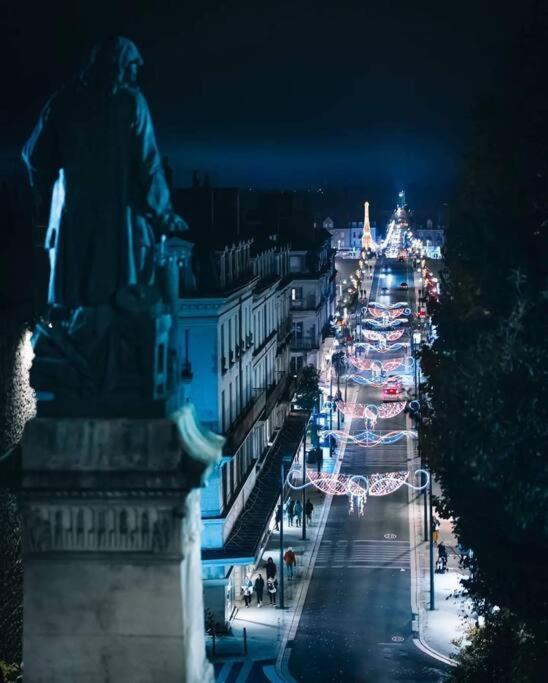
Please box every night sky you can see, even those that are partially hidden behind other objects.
[1,0,526,195]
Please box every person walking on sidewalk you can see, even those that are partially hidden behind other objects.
[241,575,253,607]
[438,541,448,572]
[284,547,297,579]
[274,504,282,531]
[254,574,265,606]
[286,499,295,527]
[294,499,303,527]
[264,556,277,580]
[267,577,278,605]
[305,499,314,525]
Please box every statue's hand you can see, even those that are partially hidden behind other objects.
[167,212,189,232]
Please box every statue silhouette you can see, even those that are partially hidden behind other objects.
[23,36,186,309]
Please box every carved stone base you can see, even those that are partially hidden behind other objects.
[18,410,222,683]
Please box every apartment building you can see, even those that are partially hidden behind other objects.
[168,228,307,626]
[288,229,337,373]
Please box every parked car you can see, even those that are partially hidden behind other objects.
[399,282,408,290]
[381,286,389,294]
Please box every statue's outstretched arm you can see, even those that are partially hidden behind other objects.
[22,97,61,226]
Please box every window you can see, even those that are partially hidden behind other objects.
[289,256,302,272]
[221,390,226,432]
[291,287,302,302]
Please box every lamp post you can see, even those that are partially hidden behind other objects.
[413,329,428,543]
[329,371,333,457]
[279,463,285,610]
[429,472,435,610]
[302,425,307,541]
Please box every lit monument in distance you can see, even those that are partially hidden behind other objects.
[361,201,375,251]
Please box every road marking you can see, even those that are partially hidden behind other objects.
[384,533,398,539]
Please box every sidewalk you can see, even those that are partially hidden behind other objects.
[210,386,359,682]
[409,464,470,666]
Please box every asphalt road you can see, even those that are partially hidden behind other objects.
[288,257,448,683]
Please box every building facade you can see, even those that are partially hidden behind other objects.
[174,236,306,627]
[288,231,337,374]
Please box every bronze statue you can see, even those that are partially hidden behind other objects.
[23,38,187,414]
[23,36,186,309]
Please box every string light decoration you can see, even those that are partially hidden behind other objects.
[368,306,409,320]
[361,329,406,342]
[364,318,409,329]
[349,356,413,374]
[369,301,409,310]
[357,341,408,353]
[336,401,406,422]
[345,374,386,386]
[319,428,417,447]
[287,468,429,516]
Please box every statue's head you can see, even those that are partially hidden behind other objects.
[81,36,144,93]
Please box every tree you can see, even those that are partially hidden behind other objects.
[295,365,320,412]
[422,7,548,678]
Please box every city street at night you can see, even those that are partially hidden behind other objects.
[1,4,545,682]
[287,257,448,682]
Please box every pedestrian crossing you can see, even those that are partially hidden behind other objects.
[314,539,410,570]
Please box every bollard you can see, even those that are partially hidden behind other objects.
[243,627,248,655]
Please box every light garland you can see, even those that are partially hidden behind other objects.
[361,329,406,342]
[368,301,409,310]
[356,340,408,353]
[348,356,413,374]
[364,318,409,329]
[368,306,409,320]
[287,468,429,516]
[336,400,407,422]
[320,428,417,447]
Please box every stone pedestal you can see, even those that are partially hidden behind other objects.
[19,407,223,683]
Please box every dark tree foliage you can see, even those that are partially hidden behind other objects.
[452,610,548,683]
[422,6,548,678]
[295,365,320,411]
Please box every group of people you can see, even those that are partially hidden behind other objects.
[274,498,314,530]
[241,550,299,607]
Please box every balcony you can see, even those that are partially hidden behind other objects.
[223,389,266,456]
[290,336,319,351]
[265,372,289,415]
[290,296,321,312]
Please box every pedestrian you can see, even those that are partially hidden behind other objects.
[254,574,265,606]
[305,499,314,524]
[264,556,277,580]
[432,516,441,544]
[287,499,295,527]
[284,547,296,579]
[438,541,448,571]
[241,574,253,607]
[274,504,282,531]
[267,577,278,605]
[294,500,303,527]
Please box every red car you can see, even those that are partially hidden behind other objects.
[383,377,403,399]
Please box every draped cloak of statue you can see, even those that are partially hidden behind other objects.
[22,37,180,309]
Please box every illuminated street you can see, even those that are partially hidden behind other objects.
[287,255,448,682]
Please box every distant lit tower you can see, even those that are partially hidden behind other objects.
[361,201,374,250]
[397,189,406,208]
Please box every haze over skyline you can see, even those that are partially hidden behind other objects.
[2,0,524,197]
